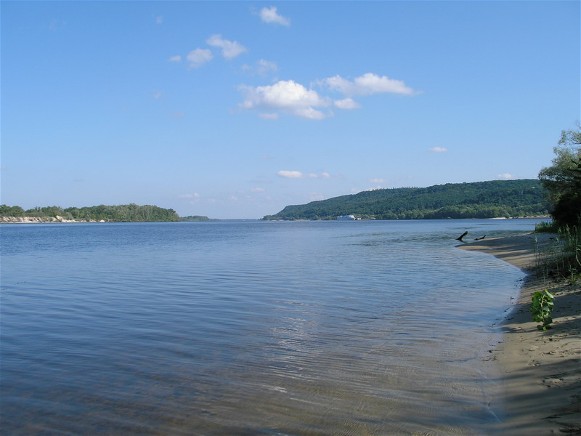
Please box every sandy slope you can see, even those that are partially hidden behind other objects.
[460,234,581,434]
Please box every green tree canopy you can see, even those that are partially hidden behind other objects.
[264,179,548,221]
[539,126,581,227]
[0,204,180,222]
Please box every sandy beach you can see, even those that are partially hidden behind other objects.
[460,233,581,434]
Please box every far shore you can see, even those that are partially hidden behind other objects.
[460,234,580,434]
[0,216,106,224]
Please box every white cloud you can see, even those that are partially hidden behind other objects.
[277,170,331,179]
[206,34,247,59]
[242,59,278,76]
[334,98,360,110]
[239,73,414,120]
[497,173,515,180]
[295,107,327,120]
[168,55,182,63]
[278,170,303,178]
[306,172,331,179]
[251,187,266,193]
[257,59,278,74]
[186,48,213,68]
[152,90,163,100]
[155,16,163,25]
[260,6,290,26]
[430,146,448,153]
[369,178,385,184]
[240,80,329,119]
[324,73,415,96]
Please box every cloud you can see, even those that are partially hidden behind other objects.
[278,170,303,178]
[240,80,329,119]
[334,98,360,110]
[369,178,385,184]
[257,59,278,74]
[206,34,247,59]
[186,48,213,68]
[242,59,278,76]
[497,173,515,180]
[155,16,163,25]
[152,90,163,100]
[323,73,415,96]
[168,55,182,63]
[430,146,448,153]
[277,170,331,179]
[307,172,331,179]
[260,6,290,26]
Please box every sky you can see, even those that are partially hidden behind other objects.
[2,1,580,219]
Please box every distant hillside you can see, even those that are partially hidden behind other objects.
[263,179,549,221]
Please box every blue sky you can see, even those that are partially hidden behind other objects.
[2,1,579,219]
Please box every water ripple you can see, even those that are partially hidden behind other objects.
[0,220,539,434]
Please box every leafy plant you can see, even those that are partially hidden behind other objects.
[531,289,555,331]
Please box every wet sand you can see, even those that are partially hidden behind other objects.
[460,233,581,434]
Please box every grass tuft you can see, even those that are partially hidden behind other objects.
[535,222,581,284]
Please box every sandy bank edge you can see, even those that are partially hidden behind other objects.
[460,234,581,434]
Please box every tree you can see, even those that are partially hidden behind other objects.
[0,205,24,217]
[539,126,581,227]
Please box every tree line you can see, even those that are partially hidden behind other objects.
[0,204,180,222]
[264,179,549,221]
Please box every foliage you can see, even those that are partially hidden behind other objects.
[180,215,210,222]
[0,205,25,217]
[535,221,558,233]
[263,179,548,220]
[535,225,581,284]
[538,126,581,228]
[558,225,581,280]
[0,203,180,222]
[63,204,179,222]
[530,289,554,331]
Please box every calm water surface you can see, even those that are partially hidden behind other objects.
[1,219,540,434]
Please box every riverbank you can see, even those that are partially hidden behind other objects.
[460,234,581,434]
[0,216,103,224]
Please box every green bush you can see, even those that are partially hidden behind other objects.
[531,289,555,331]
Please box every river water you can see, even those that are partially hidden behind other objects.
[0,219,540,434]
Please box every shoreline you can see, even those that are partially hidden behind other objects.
[0,216,105,224]
[460,234,581,434]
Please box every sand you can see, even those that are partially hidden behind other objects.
[460,233,581,434]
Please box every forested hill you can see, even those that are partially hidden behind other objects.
[263,179,549,221]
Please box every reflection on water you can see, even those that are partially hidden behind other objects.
[0,220,538,434]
